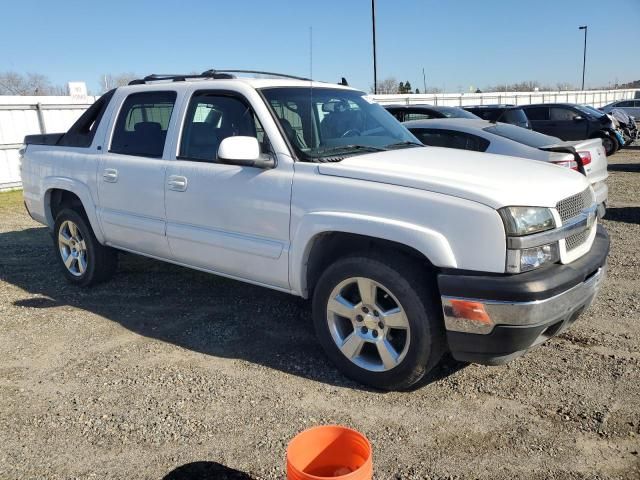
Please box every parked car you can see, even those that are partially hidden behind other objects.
[601,99,640,119]
[20,71,609,390]
[383,104,479,122]
[404,118,608,216]
[608,108,638,146]
[462,105,531,129]
[579,105,629,148]
[520,103,620,156]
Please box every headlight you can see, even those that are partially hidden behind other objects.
[499,206,555,236]
[506,243,560,273]
[500,206,559,273]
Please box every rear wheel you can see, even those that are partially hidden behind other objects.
[312,253,444,390]
[53,208,118,286]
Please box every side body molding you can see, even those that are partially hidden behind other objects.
[289,211,457,297]
[42,176,106,243]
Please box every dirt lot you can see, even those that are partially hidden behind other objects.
[1,148,639,480]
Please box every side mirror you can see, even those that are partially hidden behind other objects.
[573,115,585,121]
[217,136,275,169]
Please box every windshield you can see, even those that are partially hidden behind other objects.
[574,104,605,118]
[261,87,420,161]
[483,123,561,148]
[433,106,480,119]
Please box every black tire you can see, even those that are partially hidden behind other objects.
[312,252,444,390]
[53,208,118,287]
[600,134,619,156]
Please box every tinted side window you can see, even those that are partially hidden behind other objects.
[473,110,500,122]
[179,92,268,162]
[110,91,176,158]
[58,89,115,148]
[617,100,633,107]
[405,111,436,121]
[523,107,549,121]
[411,128,489,152]
[386,109,403,121]
[550,107,579,121]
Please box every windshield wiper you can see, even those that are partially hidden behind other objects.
[315,144,388,157]
[385,141,424,149]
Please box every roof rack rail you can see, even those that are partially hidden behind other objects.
[201,69,312,81]
[128,69,316,86]
[128,72,235,85]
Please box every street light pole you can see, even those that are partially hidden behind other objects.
[579,25,587,90]
[422,67,426,93]
[372,0,378,94]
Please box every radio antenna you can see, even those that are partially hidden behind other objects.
[309,26,313,82]
[309,26,314,147]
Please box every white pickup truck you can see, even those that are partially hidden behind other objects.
[20,71,609,390]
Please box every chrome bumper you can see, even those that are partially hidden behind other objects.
[442,266,606,335]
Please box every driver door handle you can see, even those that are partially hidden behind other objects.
[168,175,188,192]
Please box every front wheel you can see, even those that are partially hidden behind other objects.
[600,134,619,156]
[312,253,444,390]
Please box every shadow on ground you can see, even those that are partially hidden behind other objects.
[163,461,254,479]
[0,226,465,391]
[604,206,640,225]
[608,161,640,173]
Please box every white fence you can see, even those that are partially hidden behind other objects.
[370,88,638,107]
[0,96,96,191]
[0,88,638,190]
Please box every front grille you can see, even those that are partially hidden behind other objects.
[556,188,593,223]
[565,227,590,251]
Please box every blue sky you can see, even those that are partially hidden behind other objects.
[1,0,638,94]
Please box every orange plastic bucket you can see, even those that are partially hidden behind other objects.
[286,425,373,480]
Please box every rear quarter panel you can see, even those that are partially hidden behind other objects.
[22,145,103,239]
[574,138,608,184]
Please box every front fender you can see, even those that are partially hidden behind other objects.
[289,211,457,296]
[43,176,106,243]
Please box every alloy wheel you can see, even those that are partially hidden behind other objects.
[58,220,88,277]
[326,276,411,372]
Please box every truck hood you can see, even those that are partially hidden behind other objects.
[317,146,591,209]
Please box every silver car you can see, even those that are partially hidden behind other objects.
[404,118,609,215]
[601,100,640,120]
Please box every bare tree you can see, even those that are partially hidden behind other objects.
[555,82,576,91]
[100,72,138,92]
[0,71,61,95]
[370,77,399,94]
[484,81,530,92]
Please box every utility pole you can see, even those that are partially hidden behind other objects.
[372,0,378,94]
[579,25,587,90]
[422,68,426,93]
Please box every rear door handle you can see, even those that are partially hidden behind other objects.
[168,175,188,192]
[103,168,118,182]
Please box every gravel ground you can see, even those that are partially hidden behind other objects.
[0,148,639,480]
